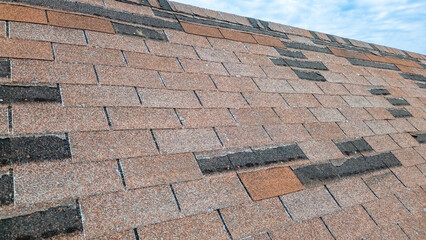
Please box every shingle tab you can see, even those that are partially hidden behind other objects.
[0,204,83,239]
[0,85,61,104]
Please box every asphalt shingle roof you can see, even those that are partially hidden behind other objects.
[0,0,425,239]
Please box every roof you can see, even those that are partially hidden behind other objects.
[0,0,425,239]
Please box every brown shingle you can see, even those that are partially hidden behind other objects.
[239,167,303,201]
[220,198,291,239]
[107,107,181,130]
[80,186,180,239]
[47,11,114,33]
[137,88,201,108]
[54,43,125,66]
[173,172,250,215]
[14,160,123,207]
[0,4,47,24]
[154,128,223,154]
[121,153,203,189]
[10,22,86,45]
[177,108,236,128]
[160,72,216,90]
[197,91,249,108]
[181,22,223,38]
[69,130,158,162]
[0,38,53,60]
[61,84,141,107]
[216,125,273,148]
[125,52,183,72]
[322,206,378,239]
[13,103,108,134]
[137,212,230,240]
[86,30,149,53]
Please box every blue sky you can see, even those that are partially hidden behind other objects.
[175,0,426,54]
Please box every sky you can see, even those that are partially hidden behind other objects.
[175,0,426,54]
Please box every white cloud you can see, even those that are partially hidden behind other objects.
[174,0,426,54]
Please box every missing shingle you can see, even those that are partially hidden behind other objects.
[197,155,234,174]
[386,98,410,106]
[282,41,332,54]
[411,133,426,144]
[0,85,61,104]
[309,31,320,39]
[5,21,10,38]
[335,138,373,156]
[0,59,11,78]
[112,23,168,41]
[274,47,307,59]
[1,135,71,167]
[387,108,413,118]
[116,159,127,187]
[0,204,83,239]
[368,88,390,95]
[292,69,326,81]
[399,73,426,82]
[346,58,399,70]
[0,169,13,206]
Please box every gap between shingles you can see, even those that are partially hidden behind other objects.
[116,159,127,188]
[320,216,337,240]
[169,184,181,212]
[278,196,294,221]
[217,209,234,240]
